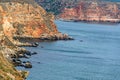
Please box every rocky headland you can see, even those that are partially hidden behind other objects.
[0,0,73,80]
[0,0,73,41]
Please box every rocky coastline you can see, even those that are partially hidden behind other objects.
[0,0,74,80]
[59,18,120,24]
[13,33,74,41]
[0,33,74,80]
[0,45,29,79]
[7,33,74,68]
[36,0,120,23]
[58,1,120,23]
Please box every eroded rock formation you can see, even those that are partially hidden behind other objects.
[59,1,120,22]
[0,0,61,80]
[0,0,74,79]
[0,22,28,80]
[0,0,58,40]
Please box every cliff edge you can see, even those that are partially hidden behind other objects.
[0,0,58,39]
[0,0,61,80]
[0,0,73,80]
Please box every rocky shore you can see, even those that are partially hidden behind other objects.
[60,19,120,24]
[11,48,37,68]
[0,46,29,80]
[13,33,74,41]
[0,0,74,80]
[0,33,74,80]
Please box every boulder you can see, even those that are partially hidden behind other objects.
[24,61,32,68]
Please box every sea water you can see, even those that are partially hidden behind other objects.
[21,20,120,80]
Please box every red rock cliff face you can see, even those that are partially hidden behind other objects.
[0,1,58,39]
[59,1,120,22]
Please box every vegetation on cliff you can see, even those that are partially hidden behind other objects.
[36,0,120,23]
[0,0,73,80]
[0,24,27,80]
[35,0,80,15]
[35,0,120,15]
[0,0,57,79]
[0,51,27,80]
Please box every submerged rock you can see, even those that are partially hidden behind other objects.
[31,52,38,55]
[32,42,39,47]
[25,51,31,56]
[24,61,32,68]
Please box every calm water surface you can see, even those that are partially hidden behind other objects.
[22,21,120,80]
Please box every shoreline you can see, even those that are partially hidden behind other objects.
[0,0,74,79]
[58,18,120,24]
[8,33,74,79]
[13,33,74,41]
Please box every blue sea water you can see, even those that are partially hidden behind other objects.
[20,20,120,80]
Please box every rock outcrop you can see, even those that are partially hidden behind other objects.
[0,25,28,80]
[0,0,58,39]
[0,0,73,80]
[36,0,120,23]
[0,51,27,80]
[0,0,73,41]
[59,1,120,23]
[0,0,55,80]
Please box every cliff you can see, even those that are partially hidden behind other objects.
[36,0,120,23]
[0,0,73,79]
[0,0,59,40]
[35,0,118,15]
[0,0,73,41]
[59,1,120,23]
[0,24,27,80]
[0,0,56,79]
[0,51,28,80]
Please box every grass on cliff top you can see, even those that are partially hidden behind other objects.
[0,51,24,80]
